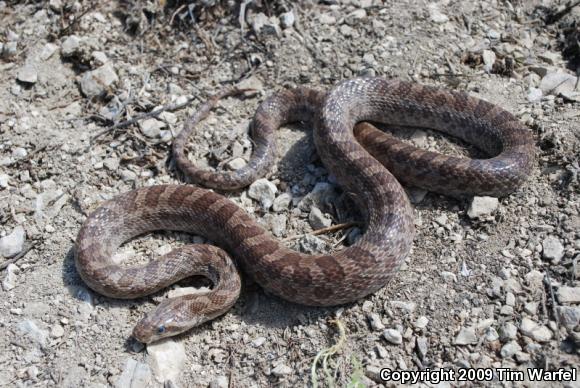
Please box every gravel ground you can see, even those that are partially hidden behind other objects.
[0,1,579,387]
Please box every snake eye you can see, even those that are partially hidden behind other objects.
[157,325,166,334]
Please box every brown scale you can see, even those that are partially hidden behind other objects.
[76,77,535,343]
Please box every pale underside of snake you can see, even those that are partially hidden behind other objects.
[75,78,535,343]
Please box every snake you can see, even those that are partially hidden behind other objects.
[75,77,535,343]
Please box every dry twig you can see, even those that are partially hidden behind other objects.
[89,96,199,142]
[283,222,361,242]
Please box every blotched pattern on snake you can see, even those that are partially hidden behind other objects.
[75,78,535,343]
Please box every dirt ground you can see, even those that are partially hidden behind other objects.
[0,1,578,387]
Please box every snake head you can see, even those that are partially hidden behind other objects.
[132,297,207,344]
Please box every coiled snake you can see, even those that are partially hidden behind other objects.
[75,78,535,343]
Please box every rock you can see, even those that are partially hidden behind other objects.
[39,43,58,60]
[499,322,518,342]
[80,64,119,98]
[269,214,287,237]
[50,324,65,338]
[519,318,552,342]
[538,51,560,65]
[415,337,429,360]
[428,3,448,23]
[490,280,507,299]
[250,13,280,35]
[6,30,17,41]
[349,9,367,19]
[103,157,120,171]
[339,25,354,36]
[454,327,478,345]
[0,225,25,258]
[2,263,17,291]
[434,214,448,226]
[561,91,580,102]
[279,10,295,29]
[115,358,152,388]
[476,318,494,331]
[467,196,499,219]
[308,207,332,229]
[440,271,457,283]
[252,337,266,347]
[382,329,402,345]
[529,66,550,77]
[414,316,429,329]
[298,182,337,211]
[524,302,538,315]
[515,352,531,364]
[272,193,291,212]
[49,0,62,12]
[91,51,108,66]
[27,365,39,380]
[525,72,542,87]
[148,339,186,383]
[159,111,177,125]
[539,72,578,96]
[542,236,564,262]
[238,75,263,92]
[139,118,165,138]
[365,364,382,383]
[319,14,336,25]
[361,300,374,312]
[527,87,542,102]
[17,320,48,348]
[2,41,17,58]
[557,286,580,304]
[484,327,499,342]
[505,292,516,306]
[525,270,544,290]
[375,344,388,358]
[525,342,542,353]
[248,179,277,209]
[367,313,385,331]
[271,363,292,376]
[17,65,38,84]
[487,29,500,40]
[0,173,9,188]
[159,130,172,143]
[61,35,81,57]
[12,147,27,158]
[174,95,188,105]
[119,169,137,182]
[209,376,229,388]
[500,305,514,316]
[299,235,327,254]
[389,300,416,314]
[410,129,428,147]
[482,50,496,73]
[500,341,521,358]
[227,158,246,170]
[556,306,580,329]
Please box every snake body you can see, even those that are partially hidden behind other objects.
[75,78,534,343]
